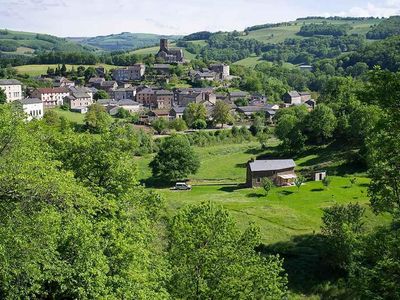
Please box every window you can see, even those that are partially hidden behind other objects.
[256,177,262,183]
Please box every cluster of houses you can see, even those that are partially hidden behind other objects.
[0,39,316,123]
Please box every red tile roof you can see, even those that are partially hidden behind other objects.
[35,87,69,94]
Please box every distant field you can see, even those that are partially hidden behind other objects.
[14,64,121,77]
[241,18,382,43]
[234,55,263,68]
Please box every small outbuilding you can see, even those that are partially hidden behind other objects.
[314,171,327,181]
[246,159,297,188]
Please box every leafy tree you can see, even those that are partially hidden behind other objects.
[151,117,169,134]
[183,103,207,128]
[249,115,265,136]
[115,107,131,119]
[321,203,365,271]
[262,177,274,197]
[305,104,337,143]
[43,110,61,126]
[84,103,113,133]
[168,202,287,299]
[212,100,232,128]
[93,90,109,100]
[234,98,249,106]
[192,119,207,129]
[294,175,305,191]
[169,118,188,132]
[349,177,357,187]
[150,135,200,182]
[322,176,331,189]
[256,132,269,150]
[0,88,7,104]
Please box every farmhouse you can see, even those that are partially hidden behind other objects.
[283,91,302,105]
[112,87,136,101]
[136,88,173,109]
[209,63,230,80]
[16,98,44,121]
[156,39,184,63]
[0,79,23,103]
[246,159,297,188]
[170,106,185,119]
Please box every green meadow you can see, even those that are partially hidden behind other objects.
[137,140,387,245]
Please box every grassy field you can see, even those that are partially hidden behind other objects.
[14,63,121,77]
[48,108,86,124]
[234,55,263,68]
[241,18,382,44]
[138,140,387,246]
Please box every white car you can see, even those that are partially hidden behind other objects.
[173,182,192,190]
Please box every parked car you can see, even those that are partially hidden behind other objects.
[172,182,192,190]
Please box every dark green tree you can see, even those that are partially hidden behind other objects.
[150,135,200,182]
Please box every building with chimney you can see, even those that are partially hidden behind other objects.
[156,39,184,63]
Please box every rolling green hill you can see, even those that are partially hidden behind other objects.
[241,18,383,43]
[0,29,94,54]
[74,32,182,51]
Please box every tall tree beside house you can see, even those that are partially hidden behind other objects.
[183,103,207,128]
[150,135,200,182]
[212,100,233,128]
[168,202,287,299]
[0,88,6,104]
[151,118,169,134]
[84,103,113,134]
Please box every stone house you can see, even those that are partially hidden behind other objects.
[31,87,70,107]
[99,81,118,92]
[112,64,146,82]
[112,87,136,101]
[0,79,23,103]
[209,64,230,80]
[63,87,93,110]
[170,106,185,119]
[283,91,302,105]
[246,159,297,187]
[88,77,105,89]
[136,88,173,109]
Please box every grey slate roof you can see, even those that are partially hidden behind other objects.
[249,159,296,172]
[117,99,140,106]
[97,99,118,105]
[0,79,22,85]
[171,106,186,114]
[287,91,301,97]
[18,98,42,105]
[229,91,249,97]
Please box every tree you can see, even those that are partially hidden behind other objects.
[93,90,109,100]
[256,132,269,150]
[60,63,67,76]
[349,177,357,187]
[183,103,207,128]
[321,203,365,271]
[305,104,337,143]
[262,177,274,197]
[212,100,232,128]
[115,107,131,119]
[150,135,200,182]
[294,175,305,191]
[168,202,287,299]
[0,88,7,104]
[151,118,169,134]
[169,118,188,132]
[192,119,207,129]
[322,176,331,189]
[43,110,61,126]
[84,103,113,133]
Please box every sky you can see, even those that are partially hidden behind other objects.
[0,0,399,37]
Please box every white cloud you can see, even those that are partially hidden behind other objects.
[336,0,400,17]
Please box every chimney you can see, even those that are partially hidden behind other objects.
[160,38,168,51]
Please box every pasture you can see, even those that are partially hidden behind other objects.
[138,141,387,245]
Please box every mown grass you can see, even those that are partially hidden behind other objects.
[138,140,387,245]
[49,108,86,124]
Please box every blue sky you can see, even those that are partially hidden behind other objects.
[0,0,399,37]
